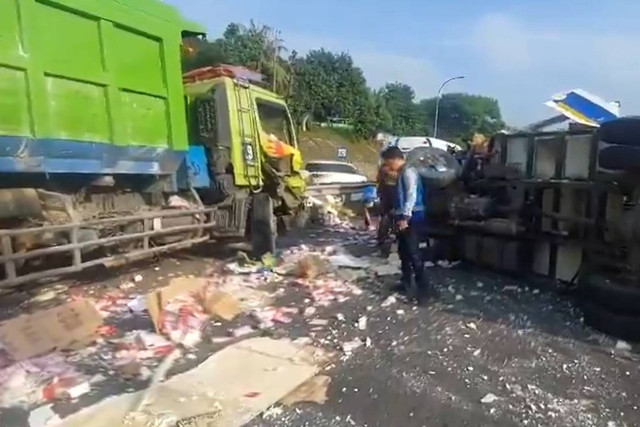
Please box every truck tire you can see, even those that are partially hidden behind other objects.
[581,274,640,315]
[598,145,640,171]
[599,117,640,147]
[251,193,276,257]
[582,300,640,341]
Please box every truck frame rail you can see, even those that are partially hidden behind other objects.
[0,208,217,290]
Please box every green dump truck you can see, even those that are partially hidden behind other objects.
[0,0,306,289]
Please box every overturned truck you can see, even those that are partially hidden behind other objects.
[422,117,640,340]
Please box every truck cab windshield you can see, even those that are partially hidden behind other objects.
[257,100,295,147]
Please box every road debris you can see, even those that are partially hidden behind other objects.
[28,404,61,427]
[381,295,397,307]
[231,326,255,338]
[253,307,297,329]
[262,406,284,419]
[59,338,328,427]
[615,340,632,351]
[357,316,367,330]
[436,260,461,269]
[0,353,85,408]
[294,255,330,279]
[327,253,371,269]
[280,375,331,406]
[126,295,147,314]
[369,264,398,276]
[480,393,499,404]
[113,331,175,363]
[342,339,363,356]
[308,319,329,327]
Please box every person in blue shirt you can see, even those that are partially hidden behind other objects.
[381,146,436,305]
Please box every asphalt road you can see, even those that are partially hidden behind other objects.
[1,227,639,427]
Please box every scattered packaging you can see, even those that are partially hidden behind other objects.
[0,353,83,408]
[253,307,297,329]
[358,316,367,330]
[231,326,255,338]
[341,339,363,355]
[160,295,210,347]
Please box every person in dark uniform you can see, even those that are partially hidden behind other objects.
[376,155,398,257]
[382,146,436,305]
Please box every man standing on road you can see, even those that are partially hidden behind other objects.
[382,146,435,305]
[376,155,398,257]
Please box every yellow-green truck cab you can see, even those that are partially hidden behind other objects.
[181,66,307,254]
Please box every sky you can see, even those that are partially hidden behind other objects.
[165,0,640,127]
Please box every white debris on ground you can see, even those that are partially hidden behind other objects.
[0,216,399,422]
[0,211,634,427]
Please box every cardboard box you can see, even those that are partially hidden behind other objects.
[0,299,102,360]
[147,277,208,333]
[203,289,241,321]
[147,277,241,332]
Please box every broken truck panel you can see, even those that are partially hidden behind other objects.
[545,89,620,128]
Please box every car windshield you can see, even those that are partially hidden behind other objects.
[306,163,358,174]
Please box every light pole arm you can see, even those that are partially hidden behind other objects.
[433,75,465,138]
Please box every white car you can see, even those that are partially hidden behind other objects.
[382,136,462,155]
[304,161,368,185]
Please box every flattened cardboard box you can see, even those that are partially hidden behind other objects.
[0,299,102,360]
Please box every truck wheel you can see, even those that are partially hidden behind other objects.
[251,193,276,257]
[582,301,640,341]
[581,274,640,315]
[599,117,640,147]
[598,145,640,170]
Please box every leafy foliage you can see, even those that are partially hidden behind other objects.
[419,94,505,144]
[182,22,507,141]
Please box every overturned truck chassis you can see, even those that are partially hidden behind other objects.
[0,188,248,290]
[427,130,640,284]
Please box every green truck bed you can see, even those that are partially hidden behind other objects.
[0,0,203,174]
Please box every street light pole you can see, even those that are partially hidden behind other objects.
[433,75,465,138]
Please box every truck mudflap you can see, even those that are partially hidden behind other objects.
[0,207,218,290]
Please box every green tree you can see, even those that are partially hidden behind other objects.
[182,22,292,96]
[379,83,422,135]
[289,49,372,136]
[181,20,509,142]
[181,37,226,71]
[419,93,505,143]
